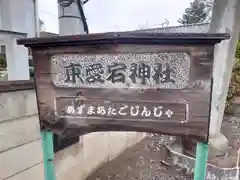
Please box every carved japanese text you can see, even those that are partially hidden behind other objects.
[51,53,190,89]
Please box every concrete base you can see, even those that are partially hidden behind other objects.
[165,140,239,180]
[208,133,229,158]
[182,133,228,159]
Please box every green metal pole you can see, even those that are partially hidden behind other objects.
[193,142,208,180]
[41,131,56,180]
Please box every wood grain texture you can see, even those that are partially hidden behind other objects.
[30,42,215,143]
[17,32,229,48]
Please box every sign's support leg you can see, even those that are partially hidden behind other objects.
[41,131,56,180]
[193,142,208,180]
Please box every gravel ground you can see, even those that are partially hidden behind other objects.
[86,135,193,180]
[86,116,240,180]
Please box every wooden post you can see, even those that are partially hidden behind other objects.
[41,131,56,180]
[193,143,209,180]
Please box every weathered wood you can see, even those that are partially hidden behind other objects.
[17,32,229,47]
[17,33,229,143]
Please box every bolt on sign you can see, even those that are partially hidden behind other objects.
[18,32,229,143]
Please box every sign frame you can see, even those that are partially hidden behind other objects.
[17,32,230,180]
[17,32,229,143]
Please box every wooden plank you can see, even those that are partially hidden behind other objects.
[17,32,229,48]
[31,41,215,143]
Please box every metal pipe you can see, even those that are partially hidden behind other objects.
[41,131,56,180]
[77,0,89,34]
[33,0,40,37]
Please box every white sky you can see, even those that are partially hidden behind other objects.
[38,0,191,34]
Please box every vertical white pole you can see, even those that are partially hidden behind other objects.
[208,0,240,155]
[5,35,29,80]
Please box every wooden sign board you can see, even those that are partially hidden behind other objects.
[17,32,229,143]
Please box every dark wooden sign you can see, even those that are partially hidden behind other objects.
[17,32,229,143]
